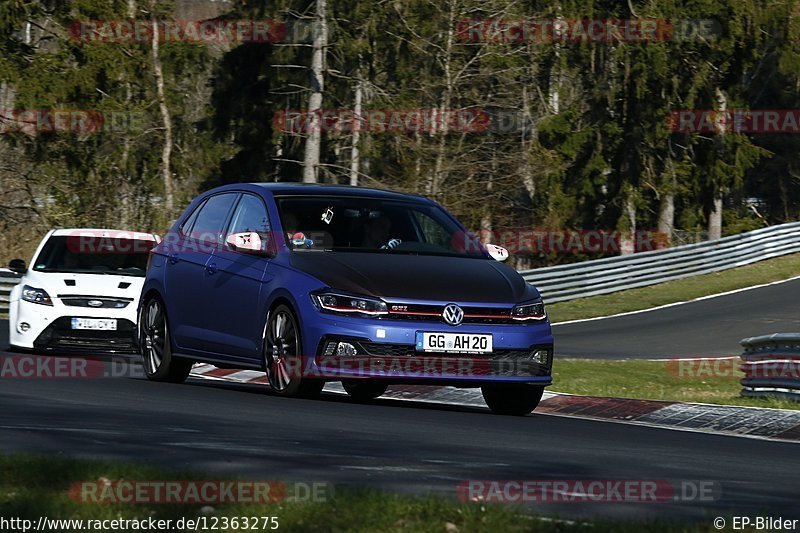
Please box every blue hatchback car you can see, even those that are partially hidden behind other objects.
[138,183,553,415]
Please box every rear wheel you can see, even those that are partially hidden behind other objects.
[481,384,544,416]
[342,380,388,402]
[140,297,192,383]
[264,305,323,398]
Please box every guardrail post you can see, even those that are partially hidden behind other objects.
[740,334,800,402]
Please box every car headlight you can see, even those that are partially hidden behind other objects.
[511,299,546,321]
[21,285,53,306]
[311,291,388,317]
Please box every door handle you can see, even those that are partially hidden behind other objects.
[168,253,179,265]
[205,262,218,275]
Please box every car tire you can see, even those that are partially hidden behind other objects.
[342,380,388,402]
[139,296,192,383]
[481,384,544,416]
[263,304,323,398]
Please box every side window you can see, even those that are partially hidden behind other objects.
[179,199,206,237]
[188,193,238,244]
[226,194,273,252]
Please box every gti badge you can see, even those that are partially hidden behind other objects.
[442,304,464,326]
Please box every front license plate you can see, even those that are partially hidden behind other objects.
[71,318,117,331]
[415,332,493,354]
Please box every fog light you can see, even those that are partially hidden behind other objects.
[531,349,550,365]
[18,322,30,333]
[335,342,358,357]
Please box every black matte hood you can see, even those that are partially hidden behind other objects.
[289,251,538,303]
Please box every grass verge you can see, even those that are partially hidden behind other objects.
[546,253,800,323]
[0,454,729,532]
[552,358,799,410]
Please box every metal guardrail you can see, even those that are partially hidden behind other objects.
[0,269,21,315]
[522,222,800,303]
[740,334,800,401]
[1,221,799,312]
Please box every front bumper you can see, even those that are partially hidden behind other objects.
[32,317,138,354]
[10,297,139,354]
[300,312,554,385]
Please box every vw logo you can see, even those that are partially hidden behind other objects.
[442,304,464,326]
[87,299,104,308]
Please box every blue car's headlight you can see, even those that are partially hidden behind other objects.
[511,299,546,321]
[311,291,388,317]
[21,285,54,306]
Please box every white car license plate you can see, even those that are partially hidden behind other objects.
[71,318,117,331]
[415,332,493,354]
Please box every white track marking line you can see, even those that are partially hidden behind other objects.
[551,275,800,325]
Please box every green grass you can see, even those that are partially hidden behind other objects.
[547,253,800,323]
[0,454,732,532]
[552,359,800,410]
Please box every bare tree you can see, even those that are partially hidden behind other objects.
[150,0,174,213]
[708,87,727,240]
[303,0,328,183]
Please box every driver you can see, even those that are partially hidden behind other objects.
[363,215,401,249]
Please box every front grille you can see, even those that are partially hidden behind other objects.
[59,296,132,309]
[33,317,138,354]
[386,303,519,324]
[359,342,415,357]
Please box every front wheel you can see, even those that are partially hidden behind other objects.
[139,297,192,383]
[263,305,323,398]
[342,380,388,402]
[481,384,544,416]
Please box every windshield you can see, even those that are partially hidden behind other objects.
[32,235,155,277]
[276,195,488,258]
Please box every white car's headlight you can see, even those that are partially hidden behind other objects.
[311,291,388,317]
[511,299,546,321]
[21,285,54,306]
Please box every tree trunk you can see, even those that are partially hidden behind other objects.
[428,0,456,196]
[303,0,328,183]
[150,1,174,214]
[708,87,727,240]
[520,85,535,203]
[549,18,562,114]
[657,158,676,245]
[657,192,674,244]
[708,196,723,240]
[619,192,636,255]
[349,72,363,187]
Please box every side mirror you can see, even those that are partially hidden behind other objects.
[225,232,267,255]
[8,258,26,274]
[485,244,509,262]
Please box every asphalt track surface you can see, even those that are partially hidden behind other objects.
[554,277,800,359]
[2,320,800,522]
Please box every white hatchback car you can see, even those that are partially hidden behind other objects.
[7,229,159,353]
